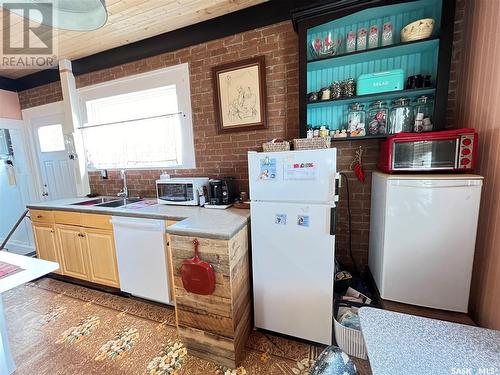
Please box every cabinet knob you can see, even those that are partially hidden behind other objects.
[50,230,54,233]
[37,215,43,219]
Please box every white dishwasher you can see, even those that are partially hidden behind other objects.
[111,216,172,305]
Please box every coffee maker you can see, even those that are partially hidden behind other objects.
[207,178,238,206]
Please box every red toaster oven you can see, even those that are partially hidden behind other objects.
[378,128,478,173]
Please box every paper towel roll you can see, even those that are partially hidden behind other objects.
[6,162,16,186]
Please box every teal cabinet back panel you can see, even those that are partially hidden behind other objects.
[306,45,438,92]
[306,0,442,60]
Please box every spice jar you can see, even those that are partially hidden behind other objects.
[319,125,329,138]
[330,81,342,99]
[413,95,434,132]
[389,98,413,133]
[319,87,331,100]
[306,125,314,139]
[347,103,366,137]
[313,127,320,138]
[341,78,356,97]
[367,101,388,135]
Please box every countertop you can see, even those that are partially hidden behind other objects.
[359,307,500,375]
[27,197,250,240]
[0,252,59,293]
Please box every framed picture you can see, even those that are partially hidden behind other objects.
[212,56,267,133]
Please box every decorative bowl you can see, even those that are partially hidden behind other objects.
[401,18,435,42]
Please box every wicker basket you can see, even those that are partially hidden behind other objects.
[262,140,290,152]
[293,137,331,150]
[401,18,435,42]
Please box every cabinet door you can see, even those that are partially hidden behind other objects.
[84,228,120,288]
[56,225,89,280]
[32,223,61,275]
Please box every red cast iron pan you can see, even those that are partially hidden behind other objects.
[180,239,216,295]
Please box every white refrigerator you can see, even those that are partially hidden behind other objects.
[248,148,338,345]
[369,172,483,312]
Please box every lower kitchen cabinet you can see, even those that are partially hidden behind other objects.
[29,209,121,289]
[32,222,62,275]
[84,228,120,288]
[56,224,89,280]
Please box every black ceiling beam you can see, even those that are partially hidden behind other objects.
[3,0,328,92]
[0,76,19,92]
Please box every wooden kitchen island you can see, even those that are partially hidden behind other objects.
[169,225,251,368]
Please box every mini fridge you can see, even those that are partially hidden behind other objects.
[248,149,338,345]
[369,172,483,312]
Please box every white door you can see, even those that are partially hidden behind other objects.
[382,177,482,312]
[0,126,34,255]
[33,114,77,200]
[248,149,337,203]
[251,200,335,344]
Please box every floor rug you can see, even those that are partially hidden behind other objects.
[3,277,372,374]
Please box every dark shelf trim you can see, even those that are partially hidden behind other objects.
[307,87,436,106]
[330,134,388,142]
[307,37,439,64]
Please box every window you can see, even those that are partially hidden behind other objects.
[79,64,195,170]
[37,124,65,152]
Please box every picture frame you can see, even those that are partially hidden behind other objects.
[212,56,267,133]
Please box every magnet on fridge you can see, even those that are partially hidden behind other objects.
[297,215,310,227]
[259,158,277,180]
[275,214,287,225]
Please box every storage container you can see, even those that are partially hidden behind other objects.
[356,69,405,95]
[293,137,331,150]
[333,301,368,359]
[389,97,413,133]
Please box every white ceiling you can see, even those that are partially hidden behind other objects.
[0,0,267,79]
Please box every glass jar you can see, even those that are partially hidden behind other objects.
[389,98,413,133]
[347,103,366,137]
[413,95,434,132]
[367,101,388,135]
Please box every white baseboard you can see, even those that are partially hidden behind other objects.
[0,239,35,256]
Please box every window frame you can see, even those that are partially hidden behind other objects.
[77,63,195,170]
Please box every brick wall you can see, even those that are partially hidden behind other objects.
[17,9,465,272]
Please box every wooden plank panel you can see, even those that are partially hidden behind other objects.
[171,224,250,366]
[177,325,236,368]
[0,0,266,78]
[453,0,500,330]
[174,287,233,318]
[176,304,235,338]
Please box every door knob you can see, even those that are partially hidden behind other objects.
[42,192,49,197]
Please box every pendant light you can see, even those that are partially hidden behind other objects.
[2,0,108,31]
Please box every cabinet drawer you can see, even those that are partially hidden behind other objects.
[54,211,83,226]
[82,214,112,230]
[30,210,54,224]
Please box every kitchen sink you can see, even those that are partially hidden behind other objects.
[71,197,119,206]
[95,198,143,208]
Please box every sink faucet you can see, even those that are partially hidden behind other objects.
[117,169,129,198]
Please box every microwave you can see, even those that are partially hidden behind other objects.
[378,128,478,173]
[156,177,209,205]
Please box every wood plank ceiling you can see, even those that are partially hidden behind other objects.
[0,0,267,79]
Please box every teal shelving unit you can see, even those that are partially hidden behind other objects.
[292,0,456,140]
